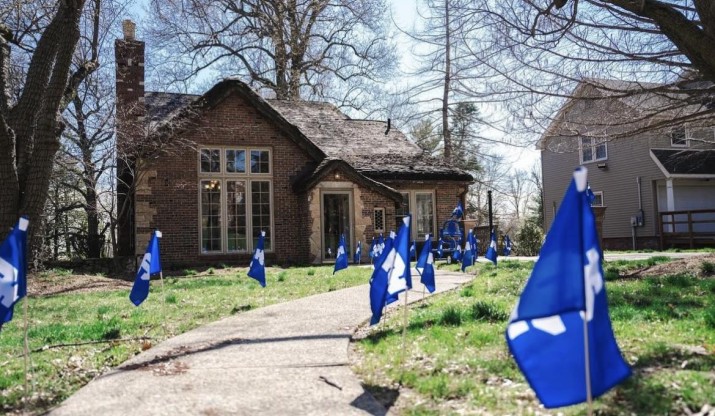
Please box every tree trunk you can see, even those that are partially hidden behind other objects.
[442,0,452,162]
[0,1,85,245]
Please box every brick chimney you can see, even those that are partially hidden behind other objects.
[115,19,145,257]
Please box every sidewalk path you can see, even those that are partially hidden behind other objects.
[50,270,473,416]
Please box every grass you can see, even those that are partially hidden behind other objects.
[0,264,373,414]
[354,257,715,415]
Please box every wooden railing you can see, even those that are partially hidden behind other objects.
[658,209,715,249]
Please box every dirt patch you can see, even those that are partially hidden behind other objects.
[28,274,132,297]
[628,253,715,279]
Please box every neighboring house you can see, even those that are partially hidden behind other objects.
[540,78,715,249]
[114,22,473,267]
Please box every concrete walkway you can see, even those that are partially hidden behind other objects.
[50,270,473,416]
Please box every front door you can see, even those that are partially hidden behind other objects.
[322,193,352,262]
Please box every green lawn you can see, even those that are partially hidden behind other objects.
[0,265,373,415]
[354,259,715,415]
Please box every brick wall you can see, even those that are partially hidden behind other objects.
[140,92,316,267]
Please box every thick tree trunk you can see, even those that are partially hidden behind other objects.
[0,1,85,245]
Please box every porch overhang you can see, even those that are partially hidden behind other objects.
[292,158,403,202]
[650,148,715,179]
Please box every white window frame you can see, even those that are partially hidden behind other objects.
[670,126,690,148]
[579,136,608,164]
[591,191,604,207]
[197,147,274,255]
[396,190,437,240]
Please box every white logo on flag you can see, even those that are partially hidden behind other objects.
[137,253,152,281]
[0,258,19,308]
[507,247,604,340]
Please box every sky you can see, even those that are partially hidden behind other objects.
[385,0,541,173]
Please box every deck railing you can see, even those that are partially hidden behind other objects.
[658,209,715,249]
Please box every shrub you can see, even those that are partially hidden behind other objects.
[438,306,463,326]
[700,261,715,275]
[307,269,316,276]
[277,271,287,282]
[515,221,544,256]
[183,269,198,276]
[470,301,508,322]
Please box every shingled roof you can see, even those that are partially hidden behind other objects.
[650,149,715,178]
[145,92,200,121]
[143,79,473,186]
[266,99,472,181]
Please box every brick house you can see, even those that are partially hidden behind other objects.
[540,78,715,250]
[115,22,473,267]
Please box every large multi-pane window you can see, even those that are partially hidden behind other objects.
[415,193,434,237]
[580,136,607,163]
[199,147,272,254]
[395,191,435,239]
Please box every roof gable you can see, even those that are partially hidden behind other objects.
[145,79,473,183]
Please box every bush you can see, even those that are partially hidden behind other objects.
[470,301,508,322]
[438,306,463,326]
[277,271,287,282]
[700,261,715,275]
[515,221,544,256]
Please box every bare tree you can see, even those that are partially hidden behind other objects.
[506,169,533,221]
[145,0,396,105]
[454,1,715,146]
[0,0,99,244]
[56,0,130,258]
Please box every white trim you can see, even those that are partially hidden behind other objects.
[591,191,604,207]
[670,126,690,148]
[396,190,437,240]
[649,149,715,179]
[197,146,274,255]
[579,136,608,164]
[320,190,354,263]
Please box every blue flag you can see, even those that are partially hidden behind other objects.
[410,241,416,261]
[470,231,477,259]
[461,230,476,272]
[248,231,266,287]
[368,230,395,325]
[369,237,377,260]
[504,235,513,256]
[452,244,461,262]
[437,237,444,258]
[416,234,435,293]
[354,240,362,264]
[334,234,348,274]
[506,167,630,408]
[377,234,385,257]
[451,201,464,219]
[0,217,29,331]
[485,229,498,265]
[130,230,162,306]
[369,216,411,325]
[587,183,596,204]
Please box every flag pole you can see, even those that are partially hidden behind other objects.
[583,317,593,416]
[402,289,408,359]
[159,271,170,335]
[22,296,30,399]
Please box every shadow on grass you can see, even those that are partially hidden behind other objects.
[608,373,672,415]
[635,345,715,372]
[352,383,400,415]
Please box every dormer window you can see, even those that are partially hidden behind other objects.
[670,127,689,147]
